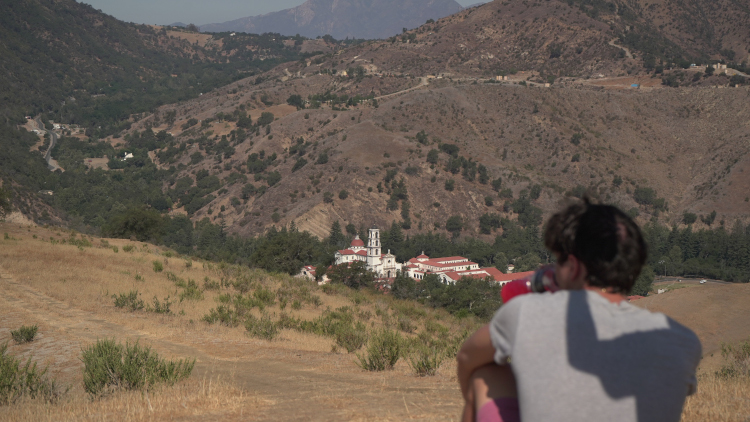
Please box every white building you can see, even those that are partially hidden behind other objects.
[334,226,402,278]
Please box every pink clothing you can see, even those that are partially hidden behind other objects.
[477,398,520,422]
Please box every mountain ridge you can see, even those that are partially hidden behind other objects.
[199,0,464,39]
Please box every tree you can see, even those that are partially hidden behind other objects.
[102,207,164,242]
[257,112,274,126]
[327,261,374,289]
[514,253,541,272]
[446,215,462,234]
[0,187,12,219]
[491,177,503,192]
[426,149,439,164]
[630,265,654,296]
[339,190,349,200]
[328,220,345,248]
[250,228,323,275]
[493,252,509,273]
[444,179,455,191]
[314,264,328,282]
[286,94,305,110]
[683,212,697,225]
[391,273,417,300]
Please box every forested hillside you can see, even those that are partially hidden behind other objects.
[1,0,749,287]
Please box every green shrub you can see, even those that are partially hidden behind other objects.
[179,279,204,302]
[245,314,279,340]
[81,339,194,396]
[335,322,368,353]
[202,305,241,327]
[149,296,172,314]
[356,329,402,371]
[253,287,275,306]
[397,315,415,333]
[112,290,145,311]
[203,277,221,290]
[152,260,164,272]
[112,246,119,253]
[11,325,38,344]
[716,337,750,379]
[0,343,60,405]
[278,312,301,330]
[408,345,445,376]
[122,245,135,253]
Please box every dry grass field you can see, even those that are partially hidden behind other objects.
[1,221,749,421]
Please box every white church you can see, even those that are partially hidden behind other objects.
[333,226,402,278]
[299,226,532,285]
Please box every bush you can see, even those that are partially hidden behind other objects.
[179,279,204,302]
[11,325,38,344]
[716,337,750,379]
[112,290,145,311]
[122,245,135,252]
[356,329,402,371]
[150,296,173,314]
[81,339,195,396]
[202,305,241,327]
[245,314,279,341]
[335,322,368,353]
[408,345,445,376]
[152,260,164,272]
[0,343,60,405]
[444,179,455,191]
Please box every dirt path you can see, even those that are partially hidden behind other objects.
[0,265,463,421]
[375,77,430,101]
[608,38,633,59]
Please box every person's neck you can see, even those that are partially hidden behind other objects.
[583,286,626,304]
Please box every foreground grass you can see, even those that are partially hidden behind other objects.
[2,222,750,420]
[2,377,261,421]
[682,375,750,421]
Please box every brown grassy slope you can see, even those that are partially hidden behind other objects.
[0,222,475,420]
[2,222,750,420]
[632,0,750,62]
[138,76,750,239]
[109,0,750,240]
[634,281,750,365]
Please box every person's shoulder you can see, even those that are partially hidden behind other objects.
[623,303,702,353]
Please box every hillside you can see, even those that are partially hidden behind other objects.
[199,0,464,40]
[77,0,749,243]
[0,0,324,131]
[3,0,750,252]
[1,222,749,420]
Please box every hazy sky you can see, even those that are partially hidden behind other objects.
[81,0,483,26]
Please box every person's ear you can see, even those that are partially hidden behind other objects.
[567,255,587,287]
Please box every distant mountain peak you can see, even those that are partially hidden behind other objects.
[199,0,463,39]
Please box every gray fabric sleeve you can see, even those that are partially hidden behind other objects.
[489,297,523,364]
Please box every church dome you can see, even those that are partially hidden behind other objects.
[350,236,365,247]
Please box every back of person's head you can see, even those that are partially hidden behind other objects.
[544,198,647,293]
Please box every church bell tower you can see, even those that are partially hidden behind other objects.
[367,226,382,272]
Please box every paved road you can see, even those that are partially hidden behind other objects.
[35,116,62,171]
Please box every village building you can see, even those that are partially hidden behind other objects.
[302,227,533,286]
[333,226,402,278]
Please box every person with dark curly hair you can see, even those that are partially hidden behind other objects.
[457,200,701,422]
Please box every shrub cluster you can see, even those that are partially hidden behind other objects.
[0,343,60,405]
[81,339,194,396]
[11,325,38,344]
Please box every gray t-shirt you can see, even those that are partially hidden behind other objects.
[489,290,701,422]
